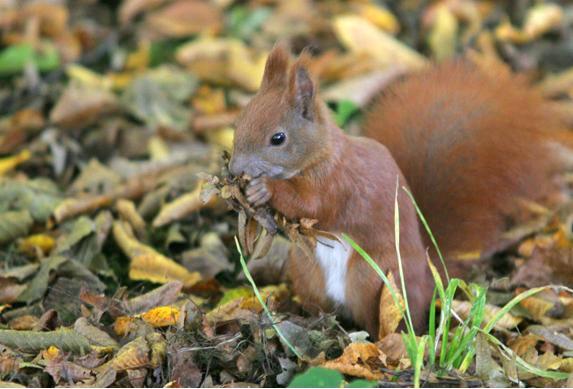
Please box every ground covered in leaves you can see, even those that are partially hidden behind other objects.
[2,0,573,387]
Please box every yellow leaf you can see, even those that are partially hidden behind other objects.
[140,306,180,328]
[42,345,61,361]
[559,358,573,373]
[358,4,399,34]
[113,221,201,287]
[333,15,427,71]
[523,3,563,39]
[0,149,31,176]
[427,4,458,61]
[107,72,138,91]
[152,183,215,228]
[378,272,403,339]
[227,41,267,92]
[66,64,111,90]
[113,316,136,337]
[191,86,226,115]
[116,199,147,240]
[125,42,150,71]
[176,38,266,91]
[18,234,55,257]
[109,336,150,371]
[205,127,234,150]
[147,136,170,161]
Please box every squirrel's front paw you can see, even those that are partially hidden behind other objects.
[246,177,272,207]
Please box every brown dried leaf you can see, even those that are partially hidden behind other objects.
[452,300,522,330]
[322,342,385,381]
[119,0,167,25]
[144,0,222,38]
[73,318,118,349]
[50,82,117,130]
[124,281,183,314]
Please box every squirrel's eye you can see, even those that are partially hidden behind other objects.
[270,132,286,146]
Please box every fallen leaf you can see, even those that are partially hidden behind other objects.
[452,300,522,330]
[152,182,214,227]
[119,0,167,25]
[0,210,33,245]
[116,199,147,240]
[358,4,399,34]
[322,342,384,381]
[378,272,403,339]
[50,81,117,130]
[528,326,573,351]
[121,65,197,133]
[18,234,55,257]
[176,38,267,91]
[0,149,30,176]
[113,220,201,287]
[333,15,427,70]
[140,306,180,327]
[144,0,222,38]
[0,328,90,354]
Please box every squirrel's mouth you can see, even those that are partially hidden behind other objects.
[268,167,299,180]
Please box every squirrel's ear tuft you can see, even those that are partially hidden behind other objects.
[289,51,315,121]
[260,41,290,90]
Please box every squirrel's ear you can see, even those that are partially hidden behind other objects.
[289,54,315,121]
[260,42,290,90]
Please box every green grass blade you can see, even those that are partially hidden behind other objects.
[439,279,460,367]
[480,330,569,380]
[402,186,449,282]
[427,289,437,367]
[413,335,428,388]
[393,179,415,336]
[235,236,303,359]
[459,285,548,373]
[483,286,547,333]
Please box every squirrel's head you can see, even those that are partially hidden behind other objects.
[230,43,329,179]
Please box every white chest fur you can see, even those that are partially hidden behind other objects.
[315,236,352,305]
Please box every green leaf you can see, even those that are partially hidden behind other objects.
[0,210,33,244]
[288,367,344,388]
[0,328,90,354]
[334,100,359,127]
[0,43,59,76]
[121,65,197,132]
[16,255,68,303]
[228,6,272,39]
[0,179,63,223]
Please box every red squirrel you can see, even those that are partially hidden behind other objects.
[229,44,571,337]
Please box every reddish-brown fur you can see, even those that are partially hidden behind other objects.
[365,61,569,264]
[230,45,570,338]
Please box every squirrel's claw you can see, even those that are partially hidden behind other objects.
[246,177,272,206]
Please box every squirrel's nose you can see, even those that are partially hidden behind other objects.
[229,155,244,177]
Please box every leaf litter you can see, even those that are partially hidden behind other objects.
[0,0,573,387]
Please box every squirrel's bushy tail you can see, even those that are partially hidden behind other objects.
[365,61,572,267]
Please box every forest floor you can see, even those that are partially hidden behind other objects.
[1,0,573,387]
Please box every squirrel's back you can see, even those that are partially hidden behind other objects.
[365,61,571,264]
